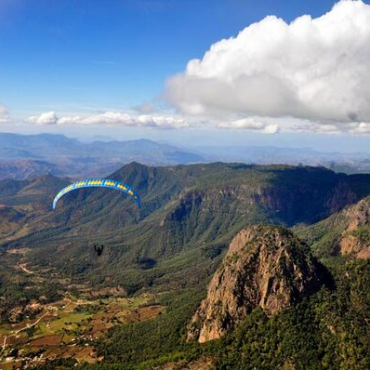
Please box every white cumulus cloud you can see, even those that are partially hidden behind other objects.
[26,111,189,130]
[218,118,279,134]
[166,0,370,132]
[27,111,59,125]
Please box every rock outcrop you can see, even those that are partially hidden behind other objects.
[187,225,322,343]
[338,197,370,259]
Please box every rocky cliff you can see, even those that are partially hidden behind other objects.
[338,197,370,259]
[187,225,322,343]
[299,196,370,260]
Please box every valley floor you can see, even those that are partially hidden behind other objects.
[0,249,165,369]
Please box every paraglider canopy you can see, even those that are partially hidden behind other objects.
[52,178,141,210]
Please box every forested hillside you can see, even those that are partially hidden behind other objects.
[3,162,370,293]
[2,163,370,369]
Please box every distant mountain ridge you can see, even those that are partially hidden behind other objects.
[197,145,370,174]
[2,133,370,181]
[0,160,61,180]
[0,133,206,179]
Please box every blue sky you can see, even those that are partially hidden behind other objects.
[0,0,337,113]
[1,0,370,152]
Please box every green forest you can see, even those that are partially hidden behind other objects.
[2,163,370,369]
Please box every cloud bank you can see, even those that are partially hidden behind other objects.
[166,0,370,133]
[26,110,280,134]
[27,111,189,130]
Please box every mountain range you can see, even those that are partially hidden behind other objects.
[1,133,370,182]
[2,162,370,291]
[0,133,206,180]
[198,145,370,174]
[2,162,370,369]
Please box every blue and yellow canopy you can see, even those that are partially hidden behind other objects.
[52,179,141,210]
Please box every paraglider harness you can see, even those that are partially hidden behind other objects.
[93,245,104,257]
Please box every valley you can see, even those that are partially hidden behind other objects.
[1,162,370,369]
[0,248,165,369]
[4,1,370,368]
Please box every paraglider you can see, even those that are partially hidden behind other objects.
[94,245,104,257]
[52,178,141,210]
[52,178,141,258]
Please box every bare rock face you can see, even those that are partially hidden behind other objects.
[344,198,370,231]
[338,198,370,259]
[187,225,321,343]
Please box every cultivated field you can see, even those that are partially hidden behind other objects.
[0,249,165,368]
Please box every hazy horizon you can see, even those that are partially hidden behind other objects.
[2,128,370,155]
